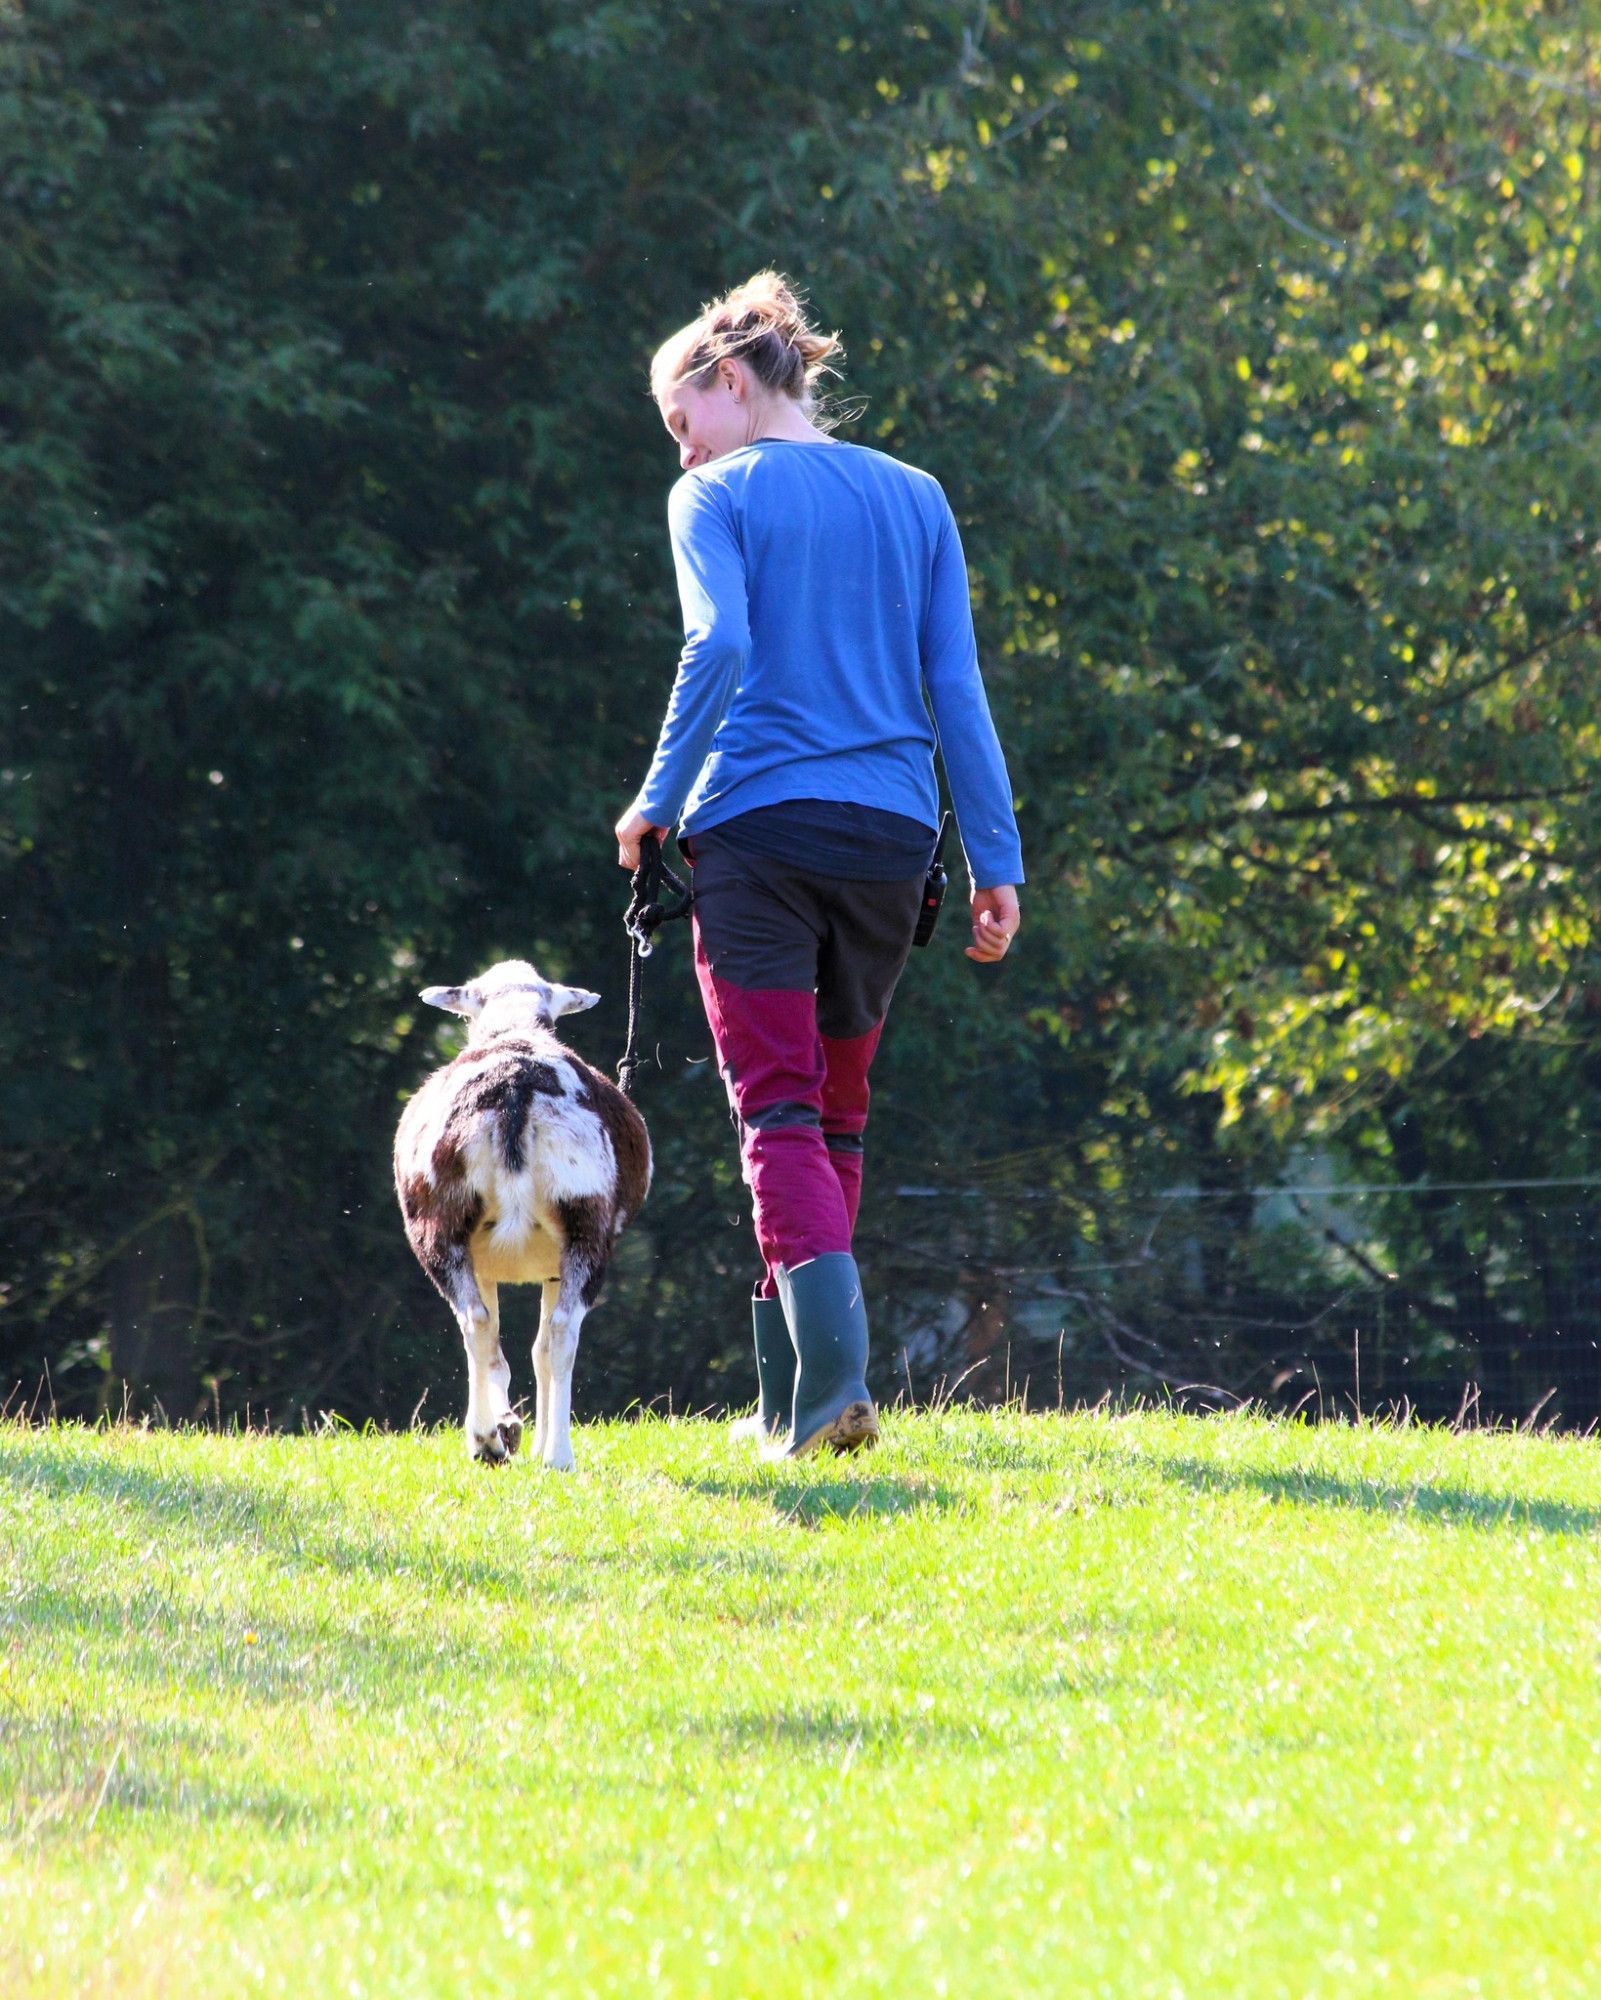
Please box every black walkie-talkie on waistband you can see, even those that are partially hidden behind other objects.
[912,812,952,948]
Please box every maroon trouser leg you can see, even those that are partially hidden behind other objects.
[819,1023,884,1242]
[685,834,923,1306]
[692,925,852,1290]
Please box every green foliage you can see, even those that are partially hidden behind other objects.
[3,0,1600,1421]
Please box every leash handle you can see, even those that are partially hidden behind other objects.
[625,833,664,956]
[618,830,694,1096]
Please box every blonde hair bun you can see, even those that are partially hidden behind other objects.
[650,268,844,413]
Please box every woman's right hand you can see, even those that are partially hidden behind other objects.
[967,885,1020,964]
[615,807,668,871]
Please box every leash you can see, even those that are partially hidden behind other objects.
[618,832,694,1097]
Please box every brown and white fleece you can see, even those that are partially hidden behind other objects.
[393,959,651,1470]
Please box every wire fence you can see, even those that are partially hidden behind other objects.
[870,1174,1601,1430]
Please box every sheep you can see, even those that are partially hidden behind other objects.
[393,959,651,1470]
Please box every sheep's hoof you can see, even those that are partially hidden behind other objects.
[469,1416,522,1466]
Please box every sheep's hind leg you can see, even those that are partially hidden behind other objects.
[479,1279,522,1461]
[533,1280,558,1464]
[452,1264,519,1466]
[538,1253,596,1473]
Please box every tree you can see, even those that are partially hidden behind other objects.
[4,0,1599,1424]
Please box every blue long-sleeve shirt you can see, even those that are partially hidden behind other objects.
[633,439,1025,888]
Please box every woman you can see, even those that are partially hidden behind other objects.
[614,270,1023,1459]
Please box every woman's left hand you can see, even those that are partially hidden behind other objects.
[615,807,668,870]
[967,885,1021,964]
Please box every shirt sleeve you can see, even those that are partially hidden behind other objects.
[633,474,752,827]
[920,500,1026,888]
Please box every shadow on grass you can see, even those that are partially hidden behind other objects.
[703,1701,1008,1756]
[894,1433,1075,1475]
[5,1576,539,1700]
[1,1698,326,1844]
[0,1441,544,1592]
[1,1440,791,1601]
[676,1472,963,1526]
[1150,1454,1601,1537]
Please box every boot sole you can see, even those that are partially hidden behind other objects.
[790,1400,880,1459]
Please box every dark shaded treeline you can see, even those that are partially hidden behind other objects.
[5,1,1601,1426]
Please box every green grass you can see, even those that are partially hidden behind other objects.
[2,1406,1599,1998]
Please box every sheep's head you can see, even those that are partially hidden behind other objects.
[420,959,600,1041]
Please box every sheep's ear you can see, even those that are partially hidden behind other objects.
[549,984,601,1019]
[419,984,482,1018]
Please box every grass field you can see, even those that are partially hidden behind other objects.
[2,1405,1599,1998]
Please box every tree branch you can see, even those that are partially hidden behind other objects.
[1410,601,1601,718]
[1358,14,1600,103]
[1126,783,1595,848]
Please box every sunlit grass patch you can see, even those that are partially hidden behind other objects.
[2,1407,1599,1997]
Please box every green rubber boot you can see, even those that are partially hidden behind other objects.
[767,1253,880,1460]
[729,1294,796,1445]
